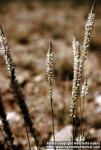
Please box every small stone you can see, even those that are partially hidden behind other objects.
[34,75,43,82]
[6,111,20,123]
[95,95,101,106]
[0,111,20,125]
[48,125,72,150]
[17,71,30,85]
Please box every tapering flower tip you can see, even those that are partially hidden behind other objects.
[49,41,52,53]
[0,25,4,36]
[82,1,96,62]
[91,1,96,14]
[72,34,77,49]
[86,1,96,30]
[81,77,88,98]
[73,33,76,41]
[0,26,5,55]
[72,33,76,43]
[0,29,8,55]
[46,42,54,84]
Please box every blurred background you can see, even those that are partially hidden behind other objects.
[0,0,101,149]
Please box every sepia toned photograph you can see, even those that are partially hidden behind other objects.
[0,0,101,150]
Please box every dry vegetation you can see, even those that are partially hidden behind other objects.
[0,1,101,150]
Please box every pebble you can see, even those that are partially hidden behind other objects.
[34,75,43,82]
[0,111,20,125]
[95,95,101,106]
[48,125,72,150]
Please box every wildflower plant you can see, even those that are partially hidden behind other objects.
[46,42,56,150]
[0,1,96,150]
[70,1,96,141]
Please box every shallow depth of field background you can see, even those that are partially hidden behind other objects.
[0,0,101,149]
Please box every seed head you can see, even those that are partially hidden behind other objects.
[46,42,54,85]
[82,2,96,62]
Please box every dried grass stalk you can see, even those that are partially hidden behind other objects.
[70,2,95,141]
[0,26,40,150]
[70,35,81,118]
[80,77,88,137]
[46,42,56,150]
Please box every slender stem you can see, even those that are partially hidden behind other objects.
[79,95,85,138]
[72,117,74,146]
[25,123,31,150]
[49,85,56,150]
[0,126,11,150]
[81,97,85,137]
[80,97,82,137]
[72,109,78,150]
[72,108,76,142]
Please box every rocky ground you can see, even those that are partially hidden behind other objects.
[0,1,101,150]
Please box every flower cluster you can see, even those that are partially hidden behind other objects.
[70,2,95,118]
[46,42,54,85]
[82,1,96,62]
